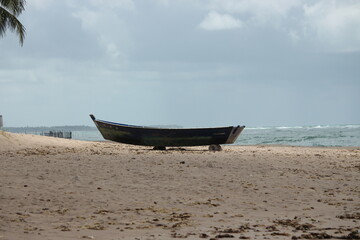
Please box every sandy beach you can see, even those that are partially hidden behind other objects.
[0,131,359,240]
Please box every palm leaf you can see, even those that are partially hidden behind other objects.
[0,0,25,16]
[0,6,26,46]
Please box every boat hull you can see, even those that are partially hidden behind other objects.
[90,115,245,147]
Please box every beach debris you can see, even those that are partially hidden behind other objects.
[23,226,39,232]
[10,217,26,223]
[93,209,113,215]
[266,225,279,232]
[54,225,71,231]
[199,233,209,238]
[213,224,252,235]
[83,223,106,230]
[274,218,315,231]
[190,198,222,207]
[345,231,360,239]
[271,232,291,236]
[336,212,360,220]
[170,232,195,238]
[53,208,68,215]
[168,212,191,222]
[292,230,360,239]
[218,228,246,234]
[168,212,192,228]
[214,233,235,238]
[294,232,332,239]
[81,236,94,239]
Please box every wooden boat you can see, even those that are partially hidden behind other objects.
[90,114,245,150]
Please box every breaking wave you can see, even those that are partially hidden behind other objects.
[236,124,360,147]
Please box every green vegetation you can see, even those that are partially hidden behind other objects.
[0,0,26,45]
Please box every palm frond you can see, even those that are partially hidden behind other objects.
[0,0,25,16]
[0,6,26,45]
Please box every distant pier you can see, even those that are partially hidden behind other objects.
[41,131,72,139]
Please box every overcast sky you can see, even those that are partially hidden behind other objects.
[1,0,359,127]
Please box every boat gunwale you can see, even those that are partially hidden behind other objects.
[95,119,244,131]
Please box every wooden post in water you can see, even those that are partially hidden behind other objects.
[0,115,3,129]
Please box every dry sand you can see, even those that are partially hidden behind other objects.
[0,131,359,240]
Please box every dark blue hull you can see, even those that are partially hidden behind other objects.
[90,115,245,147]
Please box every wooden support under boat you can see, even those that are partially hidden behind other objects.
[209,144,222,151]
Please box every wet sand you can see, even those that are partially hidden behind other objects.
[0,131,359,239]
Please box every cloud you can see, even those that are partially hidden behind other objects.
[289,30,300,44]
[303,1,360,52]
[208,0,301,24]
[71,1,134,61]
[199,11,243,30]
[1,0,359,127]
[30,0,55,10]
[72,9,99,30]
[155,0,170,6]
[84,0,135,11]
[203,0,360,52]
[31,0,134,11]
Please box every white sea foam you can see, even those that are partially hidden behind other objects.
[246,127,271,130]
[276,126,304,130]
[247,124,360,131]
[340,124,360,129]
[312,125,331,129]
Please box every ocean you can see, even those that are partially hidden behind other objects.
[237,124,360,147]
[71,124,360,147]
